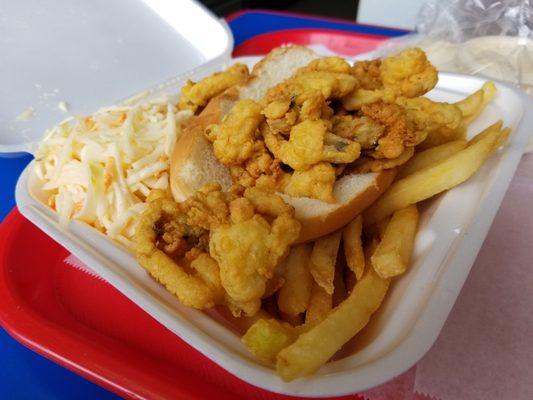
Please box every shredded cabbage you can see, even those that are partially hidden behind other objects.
[35,96,193,249]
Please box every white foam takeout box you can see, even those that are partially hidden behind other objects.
[4,0,533,397]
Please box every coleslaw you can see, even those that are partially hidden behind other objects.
[34,96,193,249]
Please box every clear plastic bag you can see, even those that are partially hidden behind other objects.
[376,0,533,95]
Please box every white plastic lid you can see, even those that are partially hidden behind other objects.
[0,0,233,154]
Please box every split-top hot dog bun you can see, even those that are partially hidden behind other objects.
[170,46,395,242]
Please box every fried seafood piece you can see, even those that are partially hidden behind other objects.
[283,162,337,203]
[206,99,287,191]
[351,146,415,173]
[331,114,385,149]
[380,48,438,98]
[263,119,361,171]
[342,48,438,110]
[210,188,301,316]
[395,96,464,138]
[136,185,299,316]
[206,99,265,165]
[178,63,249,112]
[305,56,352,73]
[360,102,425,159]
[351,59,382,90]
[135,188,231,309]
[263,90,334,138]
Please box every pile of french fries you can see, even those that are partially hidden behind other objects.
[238,81,510,381]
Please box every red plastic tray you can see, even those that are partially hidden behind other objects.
[233,28,387,57]
[0,209,364,400]
[0,30,387,399]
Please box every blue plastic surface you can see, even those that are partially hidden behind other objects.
[228,10,407,46]
[0,10,397,399]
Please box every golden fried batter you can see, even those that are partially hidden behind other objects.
[178,63,249,112]
[136,185,299,316]
[342,48,438,110]
[331,115,385,149]
[360,102,424,159]
[206,99,264,165]
[263,119,360,171]
[351,146,415,173]
[283,162,336,202]
[381,48,438,98]
[351,59,382,90]
[210,188,300,316]
[135,193,227,309]
[396,96,463,134]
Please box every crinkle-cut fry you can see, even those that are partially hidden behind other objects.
[277,244,314,317]
[371,205,419,279]
[276,253,390,381]
[305,282,332,324]
[398,139,467,179]
[364,122,507,225]
[309,231,342,295]
[342,216,365,280]
[462,81,497,125]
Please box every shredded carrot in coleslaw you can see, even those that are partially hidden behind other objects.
[34,97,193,249]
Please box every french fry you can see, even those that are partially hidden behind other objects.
[455,87,484,118]
[242,319,299,364]
[364,122,506,225]
[418,125,467,150]
[276,243,390,381]
[277,244,313,317]
[460,81,497,125]
[371,205,419,279]
[342,216,365,280]
[468,120,502,146]
[332,258,348,307]
[398,139,467,179]
[309,231,342,295]
[305,282,332,324]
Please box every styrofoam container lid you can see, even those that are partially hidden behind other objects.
[0,0,233,154]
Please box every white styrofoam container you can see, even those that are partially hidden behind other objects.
[14,52,533,395]
[0,0,233,155]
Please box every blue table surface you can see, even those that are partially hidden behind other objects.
[0,11,397,399]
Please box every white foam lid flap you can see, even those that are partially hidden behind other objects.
[0,0,233,154]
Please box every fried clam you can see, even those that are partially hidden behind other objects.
[135,189,228,309]
[210,187,301,316]
[178,63,250,113]
[342,48,438,110]
[136,185,300,317]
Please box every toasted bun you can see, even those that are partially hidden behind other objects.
[281,170,396,243]
[170,46,395,241]
[170,92,236,201]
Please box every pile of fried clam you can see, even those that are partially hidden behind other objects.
[180,48,465,203]
[132,47,506,381]
[135,48,469,318]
